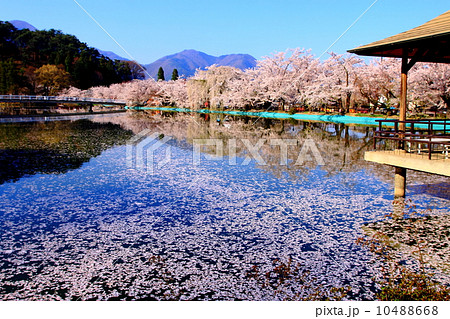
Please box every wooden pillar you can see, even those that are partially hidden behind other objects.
[392,53,409,198]
[394,50,418,198]
[399,50,418,137]
[399,55,408,132]
[394,166,406,198]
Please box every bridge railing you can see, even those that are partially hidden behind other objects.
[0,95,126,104]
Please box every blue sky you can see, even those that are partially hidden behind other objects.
[1,0,449,63]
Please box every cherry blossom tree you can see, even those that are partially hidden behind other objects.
[241,48,320,111]
[226,68,262,110]
[59,48,447,115]
[157,79,188,107]
[188,65,245,109]
[60,86,85,98]
[187,78,209,109]
[410,63,450,110]
[354,58,400,113]
[122,79,160,106]
[310,53,362,113]
[252,50,299,110]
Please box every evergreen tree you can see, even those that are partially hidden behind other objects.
[0,20,135,92]
[157,66,165,81]
[0,59,22,94]
[171,68,179,81]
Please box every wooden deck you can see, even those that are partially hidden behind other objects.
[365,150,450,177]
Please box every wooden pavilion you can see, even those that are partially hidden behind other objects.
[348,10,450,197]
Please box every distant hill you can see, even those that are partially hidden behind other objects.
[9,20,37,31]
[143,49,257,79]
[6,21,257,80]
[0,20,136,93]
[8,20,128,62]
[98,50,129,61]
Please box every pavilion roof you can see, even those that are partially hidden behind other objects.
[348,10,450,63]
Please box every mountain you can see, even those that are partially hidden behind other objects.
[98,50,129,61]
[1,20,135,92]
[143,49,257,79]
[9,20,37,31]
[8,20,128,62]
[216,53,257,70]
[6,20,257,79]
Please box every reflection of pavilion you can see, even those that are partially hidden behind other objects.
[348,11,450,197]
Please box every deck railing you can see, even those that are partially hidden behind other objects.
[374,119,450,159]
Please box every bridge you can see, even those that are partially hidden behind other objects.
[0,95,126,106]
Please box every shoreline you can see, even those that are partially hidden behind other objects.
[128,107,449,130]
[126,106,395,126]
[0,109,126,119]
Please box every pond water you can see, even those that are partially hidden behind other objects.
[0,112,448,300]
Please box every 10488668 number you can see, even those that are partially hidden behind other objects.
[377,306,438,316]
